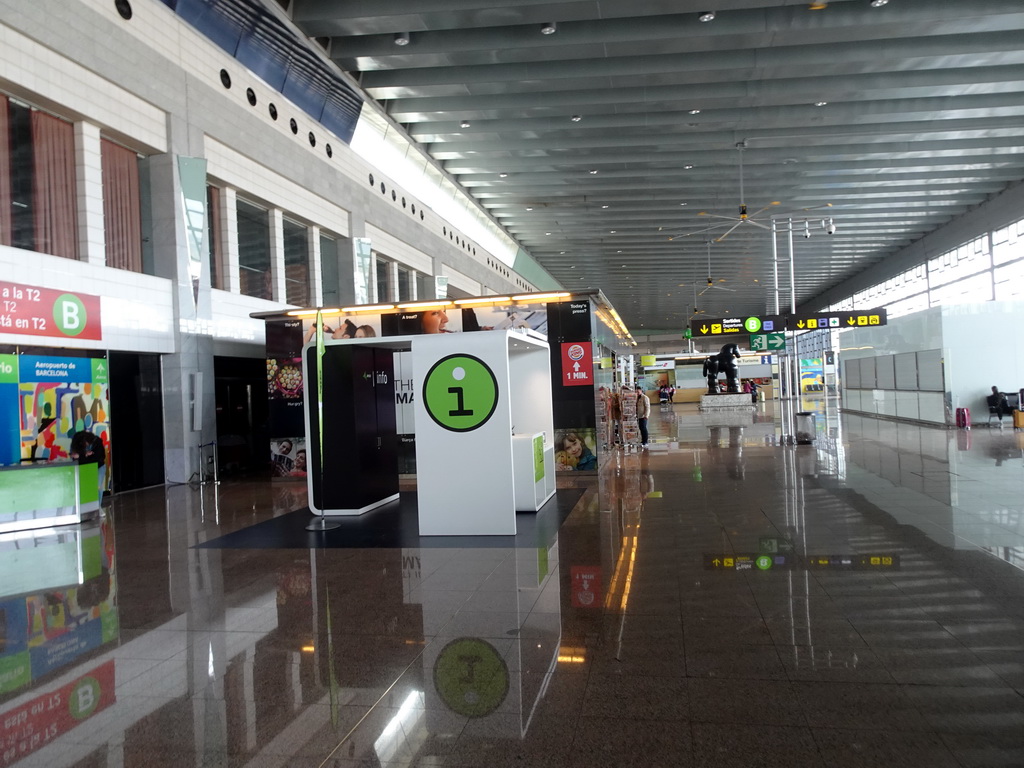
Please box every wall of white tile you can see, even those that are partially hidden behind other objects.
[0,245,175,353]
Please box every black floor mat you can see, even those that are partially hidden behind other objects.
[196,489,585,549]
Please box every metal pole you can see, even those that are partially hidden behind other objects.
[772,219,780,315]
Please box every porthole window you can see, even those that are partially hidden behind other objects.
[391,190,397,201]
[308,131,316,147]
[326,143,333,158]
[420,211,424,220]
[380,182,386,194]
[246,88,257,106]
[368,173,374,186]
[220,69,232,89]
[402,197,406,208]
[411,203,416,214]
[443,227,447,236]
[289,118,298,134]
[114,0,132,20]
[268,103,278,120]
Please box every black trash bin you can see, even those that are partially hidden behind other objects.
[795,412,816,444]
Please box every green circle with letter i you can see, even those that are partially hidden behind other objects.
[433,637,509,717]
[53,294,88,336]
[422,354,499,432]
[744,316,762,333]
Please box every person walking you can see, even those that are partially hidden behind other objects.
[636,385,651,447]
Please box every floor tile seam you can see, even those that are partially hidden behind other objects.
[314,643,455,768]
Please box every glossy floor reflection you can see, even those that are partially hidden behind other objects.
[3,397,1024,767]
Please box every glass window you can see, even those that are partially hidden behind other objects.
[283,217,309,306]
[0,97,77,258]
[416,271,434,300]
[320,233,339,307]
[237,199,271,299]
[397,266,412,301]
[101,139,142,272]
[207,185,223,289]
[376,256,391,303]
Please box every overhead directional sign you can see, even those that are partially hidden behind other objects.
[790,309,887,330]
[750,333,786,351]
[688,310,886,336]
[690,315,786,337]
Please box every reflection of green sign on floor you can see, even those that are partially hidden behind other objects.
[433,637,509,718]
[422,354,499,432]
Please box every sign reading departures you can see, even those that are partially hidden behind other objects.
[688,309,887,337]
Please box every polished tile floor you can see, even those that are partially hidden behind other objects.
[4,397,1024,767]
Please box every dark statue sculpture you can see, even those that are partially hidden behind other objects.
[702,355,719,394]
[704,343,742,394]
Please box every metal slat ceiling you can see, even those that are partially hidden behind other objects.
[283,0,1024,333]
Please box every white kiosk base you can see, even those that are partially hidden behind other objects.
[414,331,554,536]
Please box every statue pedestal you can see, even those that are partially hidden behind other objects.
[699,393,755,411]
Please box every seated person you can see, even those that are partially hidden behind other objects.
[987,386,1013,421]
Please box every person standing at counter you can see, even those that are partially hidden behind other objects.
[70,430,106,500]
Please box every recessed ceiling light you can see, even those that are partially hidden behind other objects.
[870,0,889,5]
[545,232,552,235]
[499,172,508,178]
[610,230,616,233]
[684,165,694,170]
[540,22,557,34]
[460,120,471,128]
[814,101,828,107]
[689,109,701,115]
[571,115,582,122]
[680,202,688,206]
[570,264,575,268]
[526,207,533,211]
[589,169,598,174]
[698,11,716,22]
[602,204,609,209]
[394,32,410,46]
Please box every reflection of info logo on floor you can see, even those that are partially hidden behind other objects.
[422,354,499,432]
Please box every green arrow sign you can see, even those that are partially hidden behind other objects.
[751,333,786,351]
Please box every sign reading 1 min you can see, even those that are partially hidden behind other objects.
[422,354,499,432]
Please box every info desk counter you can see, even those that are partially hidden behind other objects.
[0,461,99,534]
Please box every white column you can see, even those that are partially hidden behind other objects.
[74,121,105,265]
[270,208,286,302]
[221,188,240,294]
[309,225,323,306]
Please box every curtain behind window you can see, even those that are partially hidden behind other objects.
[102,139,142,271]
[0,95,10,246]
[31,111,77,259]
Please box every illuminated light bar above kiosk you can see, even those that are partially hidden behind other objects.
[396,300,455,310]
[511,292,571,302]
[454,296,511,305]
[286,308,341,317]
[250,289,636,344]
[340,304,396,314]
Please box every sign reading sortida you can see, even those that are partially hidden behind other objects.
[0,281,102,340]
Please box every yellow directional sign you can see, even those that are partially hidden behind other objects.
[791,309,887,330]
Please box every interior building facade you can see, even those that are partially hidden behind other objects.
[2,1,1024,766]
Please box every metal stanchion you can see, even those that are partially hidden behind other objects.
[197,441,220,485]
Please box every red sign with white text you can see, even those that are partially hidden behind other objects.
[0,281,102,341]
[571,566,602,608]
[560,342,593,386]
[0,660,116,766]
